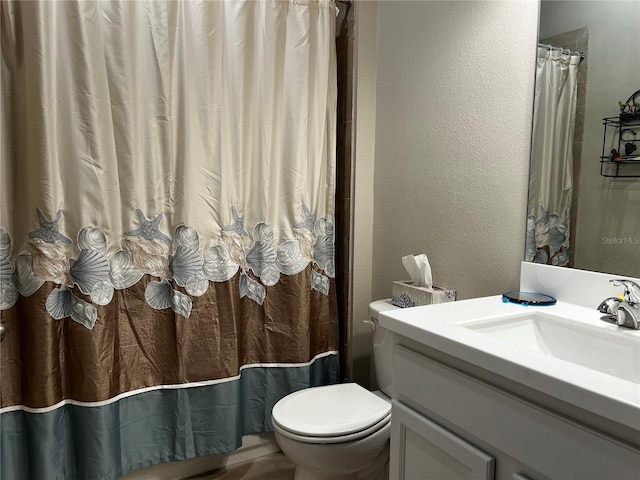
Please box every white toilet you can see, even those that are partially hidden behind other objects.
[271,300,399,480]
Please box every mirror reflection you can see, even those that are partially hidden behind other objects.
[527,0,640,277]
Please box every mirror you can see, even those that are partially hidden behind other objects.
[527,0,640,277]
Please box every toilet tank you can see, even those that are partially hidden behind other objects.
[367,300,400,398]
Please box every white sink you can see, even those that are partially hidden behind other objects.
[463,311,640,383]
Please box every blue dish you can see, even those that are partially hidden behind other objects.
[502,291,557,306]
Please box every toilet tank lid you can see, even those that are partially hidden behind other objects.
[368,299,399,319]
[272,383,391,437]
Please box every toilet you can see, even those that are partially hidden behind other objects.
[271,300,399,480]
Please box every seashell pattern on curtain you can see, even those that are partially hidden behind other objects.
[0,204,335,329]
[0,203,335,325]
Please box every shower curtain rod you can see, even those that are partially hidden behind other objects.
[538,43,585,59]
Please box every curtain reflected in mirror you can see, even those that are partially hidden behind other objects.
[526,46,582,267]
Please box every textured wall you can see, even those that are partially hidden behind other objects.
[370,0,538,302]
[539,0,640,277]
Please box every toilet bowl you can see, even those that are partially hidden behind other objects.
[271,300,399,480]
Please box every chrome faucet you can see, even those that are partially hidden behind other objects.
[597,279,640,330]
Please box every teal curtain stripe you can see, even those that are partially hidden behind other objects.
[1,354,339,480]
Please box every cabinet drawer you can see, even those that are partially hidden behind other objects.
[394,344,640,480]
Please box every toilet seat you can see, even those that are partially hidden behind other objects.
[272,383,391,444]
[273,411,391,444]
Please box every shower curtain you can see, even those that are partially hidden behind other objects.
[0,1,339,478]
[526,46,580,266]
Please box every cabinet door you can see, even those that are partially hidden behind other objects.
[390,401,495,480]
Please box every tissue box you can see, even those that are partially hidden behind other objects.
[391,281,456,308]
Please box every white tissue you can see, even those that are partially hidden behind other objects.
[401,254,432,288]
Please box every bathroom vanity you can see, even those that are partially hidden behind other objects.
[379,263,640,480]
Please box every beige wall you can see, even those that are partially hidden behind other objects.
[351,0,538,387]
[539,0,640,277]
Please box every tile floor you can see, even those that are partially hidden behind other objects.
[186,453,296,480]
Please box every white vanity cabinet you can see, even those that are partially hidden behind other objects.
[389,339,640,480]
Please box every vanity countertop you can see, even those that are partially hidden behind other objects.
[379,295,640,434]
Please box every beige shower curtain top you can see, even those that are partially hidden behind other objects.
[0,0,337,320]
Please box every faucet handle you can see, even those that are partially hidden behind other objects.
[610,279,640,304]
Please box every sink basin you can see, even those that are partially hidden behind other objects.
[463,311,640,383]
